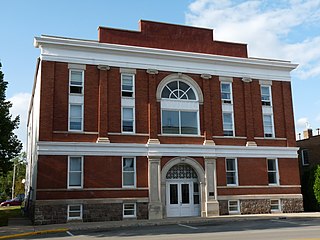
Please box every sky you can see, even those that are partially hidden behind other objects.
[1,0,320,149]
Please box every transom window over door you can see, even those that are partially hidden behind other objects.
[160,79,200,136]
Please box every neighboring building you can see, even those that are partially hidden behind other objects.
[297,128,320,211]
[26,20,303,225]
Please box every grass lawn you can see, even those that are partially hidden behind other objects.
[0,206,22,226]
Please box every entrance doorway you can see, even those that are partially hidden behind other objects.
[166,164,200,217]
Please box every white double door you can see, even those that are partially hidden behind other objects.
[166,180,200,217]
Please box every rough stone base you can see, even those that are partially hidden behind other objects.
[33,202,148,225]
[282,198,304,213]
[218,198,304,215]
[241,199,270,214]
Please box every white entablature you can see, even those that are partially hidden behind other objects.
[34,35,298,82]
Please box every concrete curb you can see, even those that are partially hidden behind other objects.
[0,228,69,239]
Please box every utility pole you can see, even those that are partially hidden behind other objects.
[11,163,16,199]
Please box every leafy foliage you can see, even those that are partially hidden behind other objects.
[314,165,320,204]
[0,62,22,175]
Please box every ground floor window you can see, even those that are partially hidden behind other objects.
[228,200,240,214]
[67,204,82,220]
[123,203,136,218]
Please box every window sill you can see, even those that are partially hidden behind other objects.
[158,134,204,138]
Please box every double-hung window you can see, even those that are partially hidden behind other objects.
[70,70,84,94]
[221,82,232,104]
[263,114,274,138]
[122,107,134,133]
[69,104,83,131]
[301,149,309,166]
[122,157,136,188]
[223,112,234,136]
[267,159,279,185]
[270,199,281,212]
[261,85,271,106]
[68,156,83,188]
[121,74,134,98]
[226,158,238,186]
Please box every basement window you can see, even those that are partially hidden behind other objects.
[67,204,82,220]
[228,200,240,214]
[270,199,281,212]
[123,203,136,218]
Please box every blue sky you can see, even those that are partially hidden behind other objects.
[1,0,320,148]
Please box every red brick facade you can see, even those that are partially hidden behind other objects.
[27,21,302,224]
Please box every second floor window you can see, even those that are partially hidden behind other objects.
[122,74,134,97]
[69,104,83,131]
[161,79,200,136]
[261,85,271,106]
[221,82,232,104]
[70,70,84,94]
[122,107,134,133]
[263,114,274,138]
[301,149,309,166]
[223,112,234,136]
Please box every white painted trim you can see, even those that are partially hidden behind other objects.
[219,76,233,82]
[37,187,148,191]
[259,80,272,86]
[36,198,149,205]
[34,36,298,82]
[37,141,299,158]
[228,200,240,214]
[53,131,98,135]
[218,194,302,200]
[68,63,86,70]
[123,202,136,218]
[108,132,149,136]
[120,68,136,74]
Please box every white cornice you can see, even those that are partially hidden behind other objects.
[34,36,298,82]
[37,141,299,158]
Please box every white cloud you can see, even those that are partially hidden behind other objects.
[186,0,320,79]
[8,92,31,151]
[296,117,309,128]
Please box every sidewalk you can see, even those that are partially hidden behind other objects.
[1,212,320,239]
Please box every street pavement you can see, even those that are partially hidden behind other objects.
[1,212,320,239]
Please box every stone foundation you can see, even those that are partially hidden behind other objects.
[33,202,148,225]
[241,199,270,214]
[281,198,304,213]
[218,198,304,216]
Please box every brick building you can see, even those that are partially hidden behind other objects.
[297,128,320,211]
[26,20,303,224]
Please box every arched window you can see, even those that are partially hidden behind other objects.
[160,77,200,135]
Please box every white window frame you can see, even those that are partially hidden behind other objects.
[123,203,136,218]
[270,199,281,212]
[121,73,135,98]
[67,204,83,220]
[221,82,233,104]
[226,158,238,186]
[222,112,235,136]
[69,69,84,95]
[261,85,272,106]
[267,158,279,186]
[68,103,84,132]
[122,157,136,188]
[263,114,274,138]
[161,109,200,136]
[68,156,84,189]
[121,107,135,133]
[301,149,309,166]
[228,200,240,214]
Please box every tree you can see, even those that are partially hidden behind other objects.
[0,62,22,175]
[314,165,320,205]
